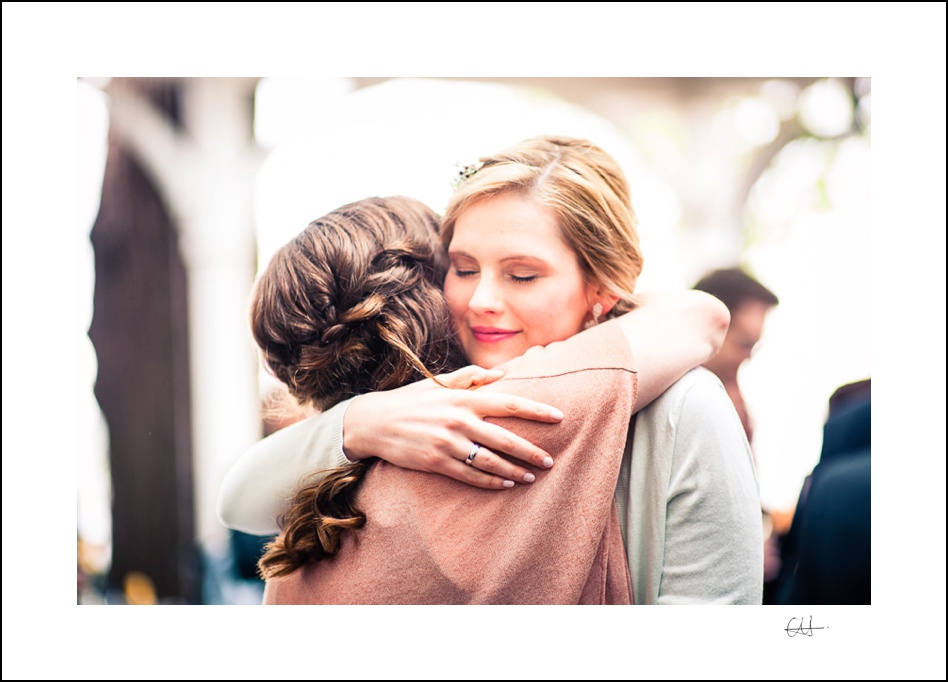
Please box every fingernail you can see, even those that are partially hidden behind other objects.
[502,480,515,488]
[543,456,554,468]
[523,472,536,483]
[550,408,564,420]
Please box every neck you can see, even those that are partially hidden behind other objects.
[703,362,738,385]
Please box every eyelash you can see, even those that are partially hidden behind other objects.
[452,269,537,284]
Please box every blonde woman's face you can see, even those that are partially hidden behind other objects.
[444,192,597,369]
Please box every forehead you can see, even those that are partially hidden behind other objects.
[450,192,570,256]
[730,300,772,335]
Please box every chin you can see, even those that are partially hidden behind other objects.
[470,347,520,370]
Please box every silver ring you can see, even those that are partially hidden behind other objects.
[465,442,481,466]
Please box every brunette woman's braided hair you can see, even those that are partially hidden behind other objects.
[251,196,466,579]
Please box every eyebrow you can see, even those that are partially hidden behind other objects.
[448,250,549,267]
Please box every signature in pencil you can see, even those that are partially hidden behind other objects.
[785,616,828,637]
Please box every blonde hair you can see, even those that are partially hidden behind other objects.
[442,135,643,316]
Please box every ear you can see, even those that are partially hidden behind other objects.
[586,287,620,316]
[599,293,620,316]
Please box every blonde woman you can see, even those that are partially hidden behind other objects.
[220,136,763,604]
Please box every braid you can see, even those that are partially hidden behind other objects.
[257,462,368,580]
[251,197,466,578]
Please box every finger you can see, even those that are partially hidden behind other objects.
[466,446,538,484]
[434,365,505,390]
[439,457,519,490]
[466,367,506,389]
[463,391,565,423]
[464,421,556,470]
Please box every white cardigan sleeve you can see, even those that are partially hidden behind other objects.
[216,398,354,536]
[626,368,764,604]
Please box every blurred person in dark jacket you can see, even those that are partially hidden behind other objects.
[774,380,871,604]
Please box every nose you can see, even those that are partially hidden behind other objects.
[467,272,504,315]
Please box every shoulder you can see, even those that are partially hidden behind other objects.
[674,366,727,395]
[501,319,635,380]
[638,368,750,462]
[644,367,731,419]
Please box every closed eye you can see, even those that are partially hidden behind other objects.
[453,268,478,278]
[509,274,538,283]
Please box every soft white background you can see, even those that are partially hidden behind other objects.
[3,2,945,680]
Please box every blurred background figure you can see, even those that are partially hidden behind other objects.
[773,379,871,604]
[692,267,779,446]
[692,267,783,596]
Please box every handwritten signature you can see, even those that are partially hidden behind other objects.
[785,616,828,637]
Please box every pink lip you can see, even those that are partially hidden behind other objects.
[470,326,520,344]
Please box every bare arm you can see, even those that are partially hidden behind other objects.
[342,290,729,486]
[618,289,729,410]
[340,367,564,488]
[218,289,729,533]
[217,366,565,534]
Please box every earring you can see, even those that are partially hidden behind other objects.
[584,302,604,329]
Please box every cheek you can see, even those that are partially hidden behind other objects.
[724,341,747,363]
[518,282,588,343]
[443,278,468,322]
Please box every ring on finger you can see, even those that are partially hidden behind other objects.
[465,442,481,466]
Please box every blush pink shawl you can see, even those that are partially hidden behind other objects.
[263,319,637,604]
